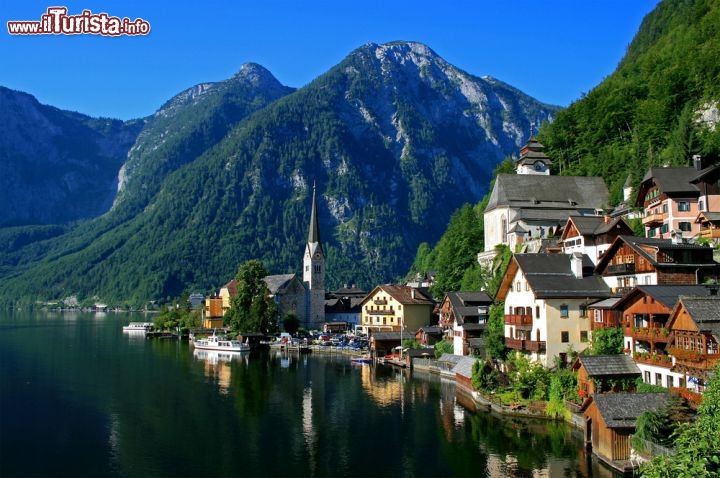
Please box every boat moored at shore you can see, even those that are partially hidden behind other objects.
[192,332,250,352]
[122,322,154,332]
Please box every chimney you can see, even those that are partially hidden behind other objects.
[570,252,584,279]
[693,154,703,170]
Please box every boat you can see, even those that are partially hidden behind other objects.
[351,354,373,365]
[122,322,154,332]
[192,331,250,352]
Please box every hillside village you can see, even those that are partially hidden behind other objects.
[197,137,720,472]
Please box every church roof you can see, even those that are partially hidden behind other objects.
[308,185,322,247]
[486,174,609,213]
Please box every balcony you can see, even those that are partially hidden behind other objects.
[373,299,388,305]
[606,262,636,275]
[632,352,673,369]
[505,313,532,326]
[629,326,672,343]
[696,228,720,239]
[642,213,664,226]
[366,309,394,315]
[504,337,546,352]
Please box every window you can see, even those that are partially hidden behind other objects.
[536,306,540,319]
[655,373,663,386]
[594,310,603,323]
[679,222,692,232]
[644,371,651,383]
[579,305,587,317]
[662,203,668,213]
[660,223,669,234]
[560,304,569,318]
[516,281,521,291]
[678,201,690,212]
[580,331,588,342]
[525,282,530,291]
[667,375,674,388]
[699,199,706,212]
[561,331,569,343]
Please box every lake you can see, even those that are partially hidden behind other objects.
[0,311,621,477]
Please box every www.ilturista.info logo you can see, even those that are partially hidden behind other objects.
[7,7,150,36]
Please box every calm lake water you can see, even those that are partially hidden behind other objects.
[0,311,621,478]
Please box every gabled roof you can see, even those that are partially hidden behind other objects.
[437,353,463,364]
[445,291,492,325]
[574,354,640,377]
[452,356,478,379]
[361,285,435,306]
[486,174,609,213]
[560,215,633,241]
[417,326,443,335]
[595,235,718,273]
[612,284,717,311]
[590,393,672,428]
[263,274,301,294]
[638,167,700,198]
[498,253,611,300]
[673,295,720,341]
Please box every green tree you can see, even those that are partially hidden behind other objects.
[282,312,300,335]
[485,303,507,361]
[589,326,624,355]
[434,339,454,358]
[471,358,499,392]
[225,260,278,334]
[640,363,720,477]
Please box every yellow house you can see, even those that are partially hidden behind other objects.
[360,285,435,335]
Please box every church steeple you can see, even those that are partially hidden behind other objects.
[303,183,325,328]
[308,183,322,250]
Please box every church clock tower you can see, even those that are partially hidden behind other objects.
[303,184,325,328]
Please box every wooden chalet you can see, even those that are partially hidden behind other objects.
[587,297,622,330]
[595,235,719,294]
[694,211,720,240]
[582,393,672,470]
[415,326,443,346]
[438,291,492,356]
[572,355,641,403]
[613,285,714,356]
[560,215,633,265]
[667,294,720,390]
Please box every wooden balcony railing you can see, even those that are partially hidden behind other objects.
[366,309,394,315]
[505,314,532,326]
[642,213,664,226]
[504,337,546,352]
[606,262,636,275]
[628,327,672,342]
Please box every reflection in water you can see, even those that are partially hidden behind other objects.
[359,363,407,406]
[193,349,249,394]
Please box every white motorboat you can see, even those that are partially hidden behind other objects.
[192,332,250,352]
[122,322,153,332]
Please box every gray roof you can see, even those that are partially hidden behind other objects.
[263,274,300,294]
[678,295,720,341]
[640,167,700,195]
[446,291,492,325]
[452,356,478,378]
[514,254,611,299]
[418,326,443,335]
[589,297,621,309]
[566,215,630,237]
[437,353,464,364]
[577,355,641,377]
[619,285,718,310]
[486,174,609,213]
[371,332,403,341]
[597,235,718,272]
[592,393,672,428]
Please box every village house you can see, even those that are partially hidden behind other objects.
[559,215,633,265]
[359,284,435,335]
[612,284,716,389]
[635,157,720,240]
[581,392,673,470]
[666,294,720,392]
[571,355,641,407]
[481,138,609,259]
[594,235,719,294]
[437,291,492,356]
[496,252,611,367]
[415,326,443,346]
[324,285,366,331]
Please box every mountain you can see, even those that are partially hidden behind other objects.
[0,87,142,227]
[539,0,720,201]
[0,41,559,307]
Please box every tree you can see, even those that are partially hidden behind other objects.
[434,339,454,358]
[589,326,624,355]
[639,363,720,477]
[225,260,278,334]
[485,303,507,361]
[282,313,300,335]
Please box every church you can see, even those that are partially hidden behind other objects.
[203,185,326,330]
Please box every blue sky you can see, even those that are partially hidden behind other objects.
[2,1,659,120]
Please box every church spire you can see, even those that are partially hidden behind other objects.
[308,183,321,247]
